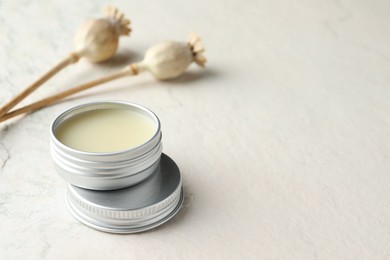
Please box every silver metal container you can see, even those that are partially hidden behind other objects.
[50,101,162,190]
[66,153,183,233]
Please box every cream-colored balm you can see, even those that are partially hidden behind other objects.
[55,109,157,153]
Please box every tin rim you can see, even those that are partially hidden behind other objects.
[50,101,161,157]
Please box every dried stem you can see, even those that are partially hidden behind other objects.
[0,65,137,123]
[0,53,80,118]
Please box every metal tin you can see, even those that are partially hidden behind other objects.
[50,101,162,190]
[66,153,183,233]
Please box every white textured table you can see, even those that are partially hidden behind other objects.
[1,0,390,259]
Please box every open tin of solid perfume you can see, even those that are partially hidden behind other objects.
[50,101,163,190]
[66,154,183,234]
[50,101,184,233]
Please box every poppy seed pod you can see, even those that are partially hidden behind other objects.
[136,33,206,80]
[74,6,131,63]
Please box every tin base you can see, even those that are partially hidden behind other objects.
[66,154,183,234]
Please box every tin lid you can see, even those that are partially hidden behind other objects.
[66,154,183,233]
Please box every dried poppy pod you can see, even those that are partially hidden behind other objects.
[136,33,206,79]
[0,33,206,123]
[0,6,131,118]
[74,6,132,63]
